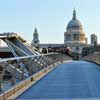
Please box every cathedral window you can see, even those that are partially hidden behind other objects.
[65,34,71,41]
[73,34,79,40]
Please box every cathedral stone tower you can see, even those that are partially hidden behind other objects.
[31,28,39,47]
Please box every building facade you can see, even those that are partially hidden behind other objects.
[91,34,97,45]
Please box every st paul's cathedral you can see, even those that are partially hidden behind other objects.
[32,9,87,53]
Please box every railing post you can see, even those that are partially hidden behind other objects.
[18,62,25,80]
[11,65,16,85]
[0,64,6,92]
[0,79,2,92]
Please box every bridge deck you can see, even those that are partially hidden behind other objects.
[16,61,100,99]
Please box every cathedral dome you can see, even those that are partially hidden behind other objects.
[64,9,86,44]
[67,9,83,30]
[67,19,83,30]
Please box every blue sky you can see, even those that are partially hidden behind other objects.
[0,0,100,44]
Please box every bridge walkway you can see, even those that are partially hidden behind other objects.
[16,61,100,99]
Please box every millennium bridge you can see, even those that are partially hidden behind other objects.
[0,33,100,100]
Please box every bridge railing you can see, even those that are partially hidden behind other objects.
[0,53,60,92]
[0,61,61,100]
[81,52,100,65]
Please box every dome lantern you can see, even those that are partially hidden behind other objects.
[67,9,83,30]
[73,9,76,19]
